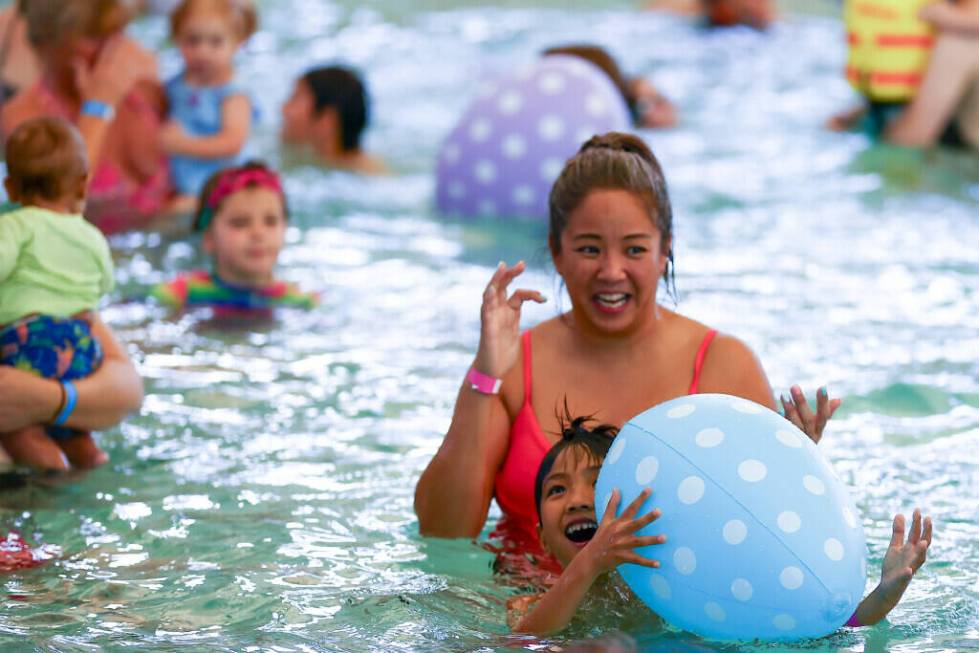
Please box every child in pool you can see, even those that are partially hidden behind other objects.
[160,0,257,212]
[151,162,318,313]
[509,416,933,635]
[0,117,112,471]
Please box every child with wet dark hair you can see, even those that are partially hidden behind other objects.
[509,414,932,636]
[0,116,112,471]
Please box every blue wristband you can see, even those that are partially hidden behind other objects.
[80,99,115,122]
[53,381,78,426]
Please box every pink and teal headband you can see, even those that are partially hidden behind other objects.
[195,167,285,231]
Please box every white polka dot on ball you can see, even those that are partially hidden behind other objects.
[824,538,845,561]
[674,547,697,575]
[468,118,492,142]
[606,437,626,465]
[635,456,659,485]
[780,566,804,590]
[738,459,767,482]
[731,399,764,414]
[731,578,753,601]
[773,614,797,631]
[803,475,826,495]
[775,429,803,448]
[695,427,725,448]
[474,160,496,184]
[704,602,726,621]
[512,185,534,205]
[496,90,523,115]
[585,93,607,116]
[777,511,801,533]
[650,574,671,600]
[501,134,527,159]
[667,404,696,419]
[722,519,747,545]
[539,158,563,181]
[538,72,566,94]
[537,115,566,141]
[677,476,705,505]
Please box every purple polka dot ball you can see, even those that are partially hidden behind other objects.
[436,55,631,220]
[596,394,867,641]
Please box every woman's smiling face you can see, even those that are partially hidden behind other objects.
[552,188,669,337]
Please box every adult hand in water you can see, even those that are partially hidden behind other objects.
[473,261,546,378]
[780,385,841,444]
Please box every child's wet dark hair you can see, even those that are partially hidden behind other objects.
[534,406,619,525]
[302,66,370,151]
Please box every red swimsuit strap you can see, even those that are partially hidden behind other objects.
[688,329,718,395]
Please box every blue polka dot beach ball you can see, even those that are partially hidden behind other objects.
[435,55,631,220]
[596,394,867,641]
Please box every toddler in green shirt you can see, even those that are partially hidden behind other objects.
[0,117,113,471]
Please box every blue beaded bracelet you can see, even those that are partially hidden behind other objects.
[53,381,78,426]
[80,99,115,122]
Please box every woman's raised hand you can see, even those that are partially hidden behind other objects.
[473,261,545,378]
[74,36,156,108]
[780,385,841,444]
[583,488,665,577]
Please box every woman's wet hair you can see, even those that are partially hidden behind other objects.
[542,45,640,124]
[301,66,369,151]
[4,116,88,202]
[549,132,676,299]
[534,406,619,525]
[18,0,134,47]
[193,160,288,231]
[170,0,258,40]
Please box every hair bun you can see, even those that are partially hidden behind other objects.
[578,132,654,163]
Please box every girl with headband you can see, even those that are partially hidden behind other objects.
[151,162,318,314]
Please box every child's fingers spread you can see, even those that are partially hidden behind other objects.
[620,552,660,568]
[630,534,667,548]
[621,488,652,520]
[890,513,906,548]
[632,508,662,530]
[601,489,621,522]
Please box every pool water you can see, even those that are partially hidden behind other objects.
[2,1,979,651]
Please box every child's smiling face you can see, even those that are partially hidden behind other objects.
[204,186,286,286]
[538,446,603,568]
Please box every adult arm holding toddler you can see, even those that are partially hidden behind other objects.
[0,318,143,435]
[415,134,839,540]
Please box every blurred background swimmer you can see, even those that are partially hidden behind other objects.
[281,65,385,174]
[161,0,258,214]
[0,2,41,107]
[542,45,677,129]
[0,0,171,234]
[645,0,776,29]
[829,0,979,149]
[151,162,318,315]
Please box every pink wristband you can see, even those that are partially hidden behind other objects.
[467,367,502,395]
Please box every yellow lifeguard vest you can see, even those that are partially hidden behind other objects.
[845,0,937,102]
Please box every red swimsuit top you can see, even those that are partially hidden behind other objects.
[492,328,718,547]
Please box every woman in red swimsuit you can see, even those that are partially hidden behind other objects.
[415,133,839,564]
[1,0,170,234]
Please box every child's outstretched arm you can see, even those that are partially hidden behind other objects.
[511,488,665,636]
[851,509,933,626]
[160,94,251,159]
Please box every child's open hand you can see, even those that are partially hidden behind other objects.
[854,508,933,626]
[583,488,665,577]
